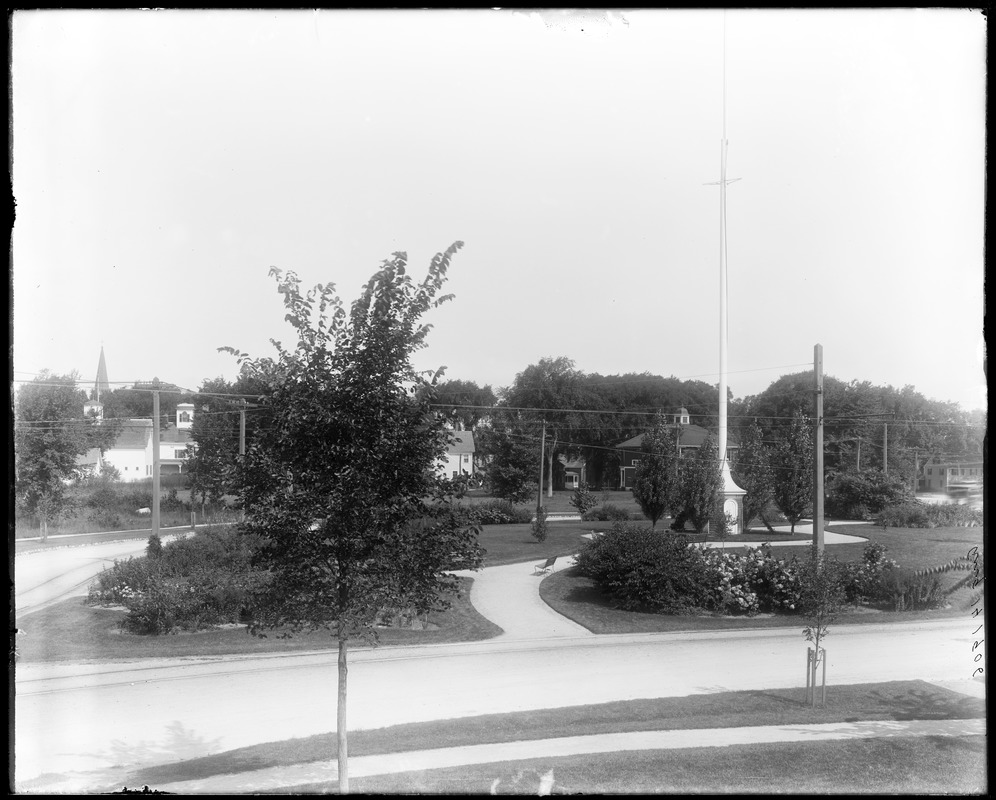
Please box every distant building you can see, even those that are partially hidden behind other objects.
[438,429,475,481]
[616,407,738,490]
[80,350,197,481]
[560,456,587,490]
[920,458,983,495]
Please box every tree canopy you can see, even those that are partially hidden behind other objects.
[631,412,680,529]
[15,371,118,539]
[224,243,482,794]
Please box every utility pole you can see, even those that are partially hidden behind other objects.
[152,390,161,539]
[537,419,546,515]
[883,422,888,475]
[813,344,824,560]
[239,400,247,456]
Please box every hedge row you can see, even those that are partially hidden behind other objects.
[877,500,982,528]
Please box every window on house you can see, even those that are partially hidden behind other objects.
[175,449,188,459]
[179,411,191,423]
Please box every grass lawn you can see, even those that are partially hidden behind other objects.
[15,576,501,663]
[343,735,987,795]
[540,524,984,635]
[459,488,645,517]
[120,680,985,790]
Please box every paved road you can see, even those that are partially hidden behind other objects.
[15,533,185,616]
[14,615,984,792]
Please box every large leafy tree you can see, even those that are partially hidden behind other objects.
[474,412,539,503]
[430,378,497,430]
[675,433,724,533]
[226,243,483,794]
[503,356,604,498]
[732,420,775,531]
[771,411,814,533]
[15,371,118,540]
[739,372,984,479]
[631,412,680,529]
[187,372,270,509]
[100,379,193,429]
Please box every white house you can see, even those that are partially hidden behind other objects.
[438,430,475,481]
[82,401,197,482]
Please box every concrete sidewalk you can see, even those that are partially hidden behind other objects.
[150,717,986,793]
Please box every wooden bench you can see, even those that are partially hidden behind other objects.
[534,556,557,575]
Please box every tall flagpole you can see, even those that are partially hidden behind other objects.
[715,11,745,533]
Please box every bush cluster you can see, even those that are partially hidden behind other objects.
[87,526,268,634]
[573,525,713,613]
[465,500,534,525]
[877,500,982,528]
[574,526,944,618]
[582,503,634,522]
[825,470,911,520]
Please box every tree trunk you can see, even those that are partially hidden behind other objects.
[39,513,48,543]
[758,512,776,533]
[337,623,349,794]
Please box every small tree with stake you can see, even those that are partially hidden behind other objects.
[799,553,849,707]
[226,242,484,794]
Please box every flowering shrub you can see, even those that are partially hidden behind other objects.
[86,526,269,634]
[699,545,803,616]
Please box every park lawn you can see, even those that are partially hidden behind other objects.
[540,524,984,635]
[341,735,987,795]
[120,680,985,789]
[15,576,501,664]
[459,488,645,517]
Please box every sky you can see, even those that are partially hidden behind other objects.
[11,8,987,413]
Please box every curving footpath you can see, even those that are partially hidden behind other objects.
[144,523,985,794]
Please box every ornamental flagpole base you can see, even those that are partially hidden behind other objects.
[720,457,747,535]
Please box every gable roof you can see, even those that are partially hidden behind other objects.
[110,419,154,450]
[446,431,475,455]
[75,447,103,467]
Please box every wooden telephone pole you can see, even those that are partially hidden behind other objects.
[813,344,824,559]
[152,390,161,539]
[536,419,546,516]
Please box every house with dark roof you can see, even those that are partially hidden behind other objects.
[616,407,737,489]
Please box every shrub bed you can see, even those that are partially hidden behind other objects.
[462,499,534,525]
[573,524,955,618]
[87,526,268,634]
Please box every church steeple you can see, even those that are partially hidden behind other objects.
[95,346,109,402]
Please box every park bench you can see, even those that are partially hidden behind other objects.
[534,556,557,575]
